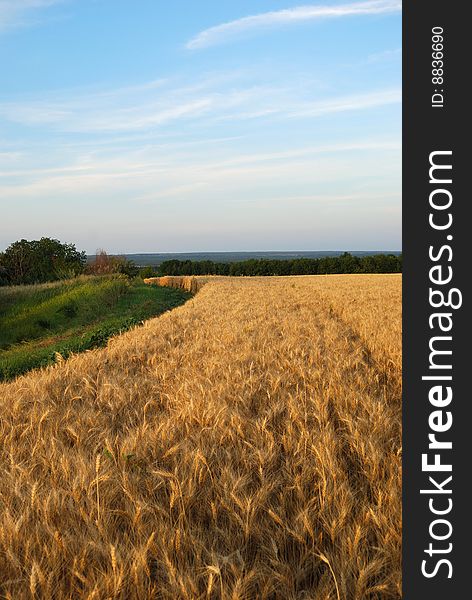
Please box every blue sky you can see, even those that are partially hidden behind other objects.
[0,0,401,253]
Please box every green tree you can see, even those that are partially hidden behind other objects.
[115,257,139,279]
[140,265,157,279]
[0,238,86,285]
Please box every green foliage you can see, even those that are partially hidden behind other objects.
[59,301,78,318]
[0,238,86,286]
[159,253,402,276]
[116,259,139,279]
[140,265,158,279]
[0,276,190,381]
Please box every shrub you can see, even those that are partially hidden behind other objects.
[0,238,86,286]
[86,250,139,279]
[140,265,157,279]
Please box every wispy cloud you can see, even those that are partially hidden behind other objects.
[186,0,402,49]
[0,136,400,202]
[287,88,401,117]
[0,74,400,134]
[0,0,65,32]
[366,47,401,63]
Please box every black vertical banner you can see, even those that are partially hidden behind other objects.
[403,1,468,598]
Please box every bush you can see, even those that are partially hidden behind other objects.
[86,250,139,279]
[0,238,86,286]
[140,265,157,279]
[116,259,139,279]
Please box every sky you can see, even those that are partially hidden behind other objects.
[0,0,401,254]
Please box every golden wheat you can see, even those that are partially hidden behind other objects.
[0,275,401,599]
[144,276,208,294]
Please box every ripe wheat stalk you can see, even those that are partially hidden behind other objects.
[0,274,401,599]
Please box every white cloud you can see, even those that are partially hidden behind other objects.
[366,47,401,62]
[186,0,402,49]
[0,0,64,32]
[0,137,400,202]
[287,88,401,117]
[0,75,400,134]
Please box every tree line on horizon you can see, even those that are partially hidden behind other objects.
[157,252,402,277]
[0,239,402,287]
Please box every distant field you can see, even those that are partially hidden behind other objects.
[0,274,401,599]
[0,275,190,381]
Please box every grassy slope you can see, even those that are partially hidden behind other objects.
[0,275,401,599]
[0,275,190,381]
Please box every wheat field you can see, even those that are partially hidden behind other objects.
[0,275,401,599]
